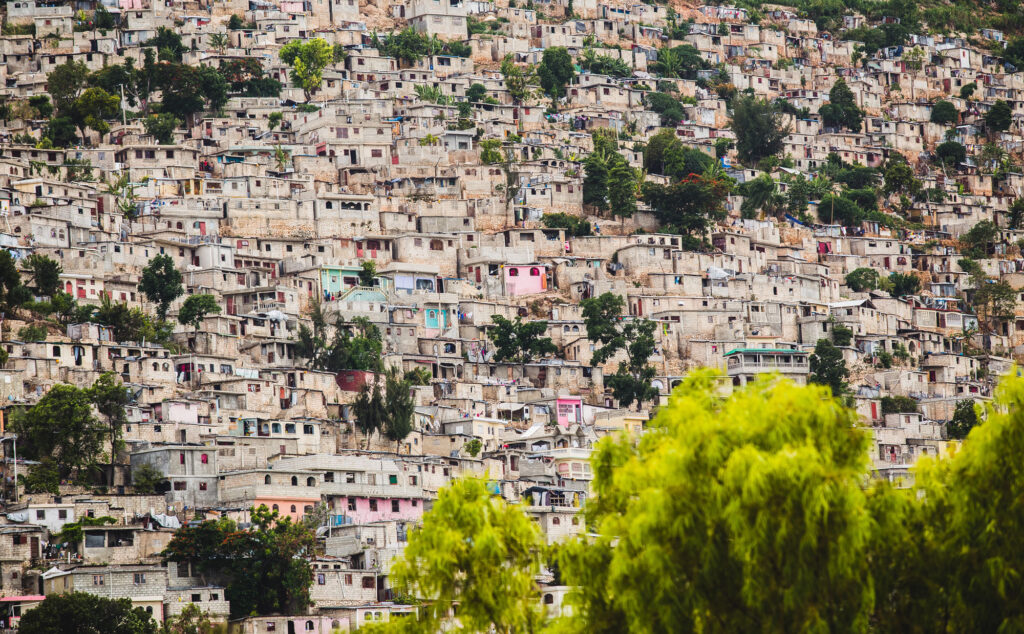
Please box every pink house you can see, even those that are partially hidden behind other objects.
[338,496,424,523]
[504,264,548,296]
[555,397,584,428]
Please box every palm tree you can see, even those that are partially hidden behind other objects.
[657,48,681,78]
[273,145,290,171]
[208,33,228,54]
[419,134,439,147]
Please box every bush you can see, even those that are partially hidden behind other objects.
[881,395,918,414]
[17,324,48,342]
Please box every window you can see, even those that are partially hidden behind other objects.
[307,477,316,486]
[306,621,315,631]
[508,268,519,276]
[290,505,297,513]
[58,510,67,519]
[173,481,187,491]
[191,593,201,602]
[93,575,104,586]
[389,474,398,485]
[199,482,208,491]
[180,453,185,464]
[134,573,146,584]
[362,576,375,589]
[345,574,353,585]
[304,424,314,435]
[265,475,272,485]
[369,500,378,511]
[266,624,276,632]
[272,504,279,512]
[348,499,357,511]
[36,510,45,520]
[291,476,299,486]
[391,500,400,513]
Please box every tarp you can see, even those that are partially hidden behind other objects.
[149,513,182,529]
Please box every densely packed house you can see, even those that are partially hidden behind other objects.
[0,0,1017,627]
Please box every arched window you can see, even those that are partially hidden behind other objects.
[304,505,313,513]
[291,476,299,486]
[508,268,519,276]
[552,517,560,525]
[305,622,314,631]
[290,505,297,513]
[530,267,540,276]
[152,362,159,371]
[272,504,279,511]
[176,221,183,229]
[264,475,272,485]
[307,477,316,486]
[544,594,554,605]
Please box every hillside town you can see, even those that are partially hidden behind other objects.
[0,0,1018,629]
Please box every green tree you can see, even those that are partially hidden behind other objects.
[353,376,386,448]
[466,82,488,103]
[147,26,185,62]
[947,398,978,439]
[882,158,920,198]
[139,254,183,321]
[268,111,283,131]
[537,46,575,103]
[69,87,120,143]
[607,161,638,219]
[208,32,228,54]
[500,55,533,105]
[582,152,610,212]
[383,369,414,451]
[163,506,315,618]
[819,78,864,132]
[557,370,873,633]
[228,14,244,29]
[985,99,1013,133]
[888,272,921,298]
[29,94,53,118]
[0,250,31,312]
[846,267,881,292]
[959,82,977,100]
[881,395,919,414]
[738,173,786,219]
[817,194,864,226]
[642,171,731,240]
[389,477,545,633]
[808,338,848,396]
[1008,198,1024,230]
[935,140,967,169]
[22,254,62,297]
[541,213,591,236]
[960,219,999,258]
[358,260,377,286]
[487,315,557,364]
[479,138,504,164]
[162,603,221,634]
[279,38,333,102]
[47,60,90,113]
[831,319,854,346]
[973,279,1017,341]
[930,99,959,125]
[18,593,158,634]
[131,462,166,494]
[581,293,658,410]
[731,95,790,165]
[178,294,221,333]
[9,384,106,480]
[89,371,129,483]
[143,112,180,144]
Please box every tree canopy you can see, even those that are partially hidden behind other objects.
[18,592,158,634]
[138,254,183,321]
[163,506,315,618]
[279,38,333,102]
[731,95,790,165]
[487,315,557,364]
